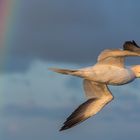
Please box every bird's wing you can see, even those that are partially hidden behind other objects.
[60,80,113,131]
[83,79,112,99]
[123,40,140,52]
[97,48,140,67]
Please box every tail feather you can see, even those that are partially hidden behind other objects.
[49,67,78,75]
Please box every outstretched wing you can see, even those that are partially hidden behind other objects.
[60,80,113,131]
[97,47,140,68]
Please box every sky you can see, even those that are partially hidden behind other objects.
[1,0,140,140]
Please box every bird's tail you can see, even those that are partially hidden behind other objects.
[49,67,80,76]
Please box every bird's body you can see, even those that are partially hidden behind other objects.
[49,40,140,131]
[75,64,136,85]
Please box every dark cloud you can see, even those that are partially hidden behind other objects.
[6,0,140,72]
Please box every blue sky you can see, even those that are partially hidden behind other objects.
[2,0,140,140]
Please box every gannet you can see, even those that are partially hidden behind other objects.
[49,40,140,131]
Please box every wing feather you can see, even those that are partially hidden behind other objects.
[60,81,113,131]
[97,48,140,67]
[83,80,112,99]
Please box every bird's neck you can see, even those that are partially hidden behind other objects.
[130,65,140,78]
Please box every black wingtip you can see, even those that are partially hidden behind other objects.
[59,128,64,131]
[59,99,96,132]
[124,40,139,47]
[59,125,69,131]
[132,40,139,47]
[59,128,63,131]
[123,40,140,51]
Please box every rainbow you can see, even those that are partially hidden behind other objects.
[0,0,20,69]
[0,0,20,105]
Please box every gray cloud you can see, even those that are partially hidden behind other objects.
[1,60,140,140]
[7,0,140,72]
[2,93,140,140]
[2,103,69,119]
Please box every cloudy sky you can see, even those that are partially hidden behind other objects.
[1,0,140,140]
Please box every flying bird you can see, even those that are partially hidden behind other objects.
[49,40,140,131]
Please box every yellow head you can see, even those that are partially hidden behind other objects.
[131,65,140,78]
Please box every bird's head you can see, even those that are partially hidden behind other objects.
[131,65,140,78]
